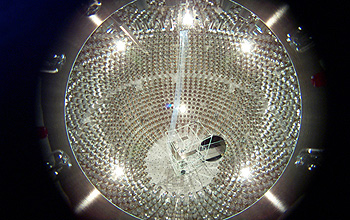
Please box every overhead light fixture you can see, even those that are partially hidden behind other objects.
[183,10,194,26]
[111,165,124,180]
[116,40,126,52]
[240,167,251,179]
[241,39,253,53]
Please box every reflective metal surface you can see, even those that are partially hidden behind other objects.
[39,0,327,219]
[65,1,301,218]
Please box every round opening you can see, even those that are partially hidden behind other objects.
[201,135,226,162]
[64,1,302,218]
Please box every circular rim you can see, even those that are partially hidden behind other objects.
[38,0,327,219]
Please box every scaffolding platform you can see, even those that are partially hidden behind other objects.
[166,121,214,175]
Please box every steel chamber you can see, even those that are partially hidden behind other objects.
[38,0,327,219]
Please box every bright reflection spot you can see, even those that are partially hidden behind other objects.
[116,40,126,52]
[241,40,252,53]
[75,188,100,213]
[240,167,251,179]
[111,165,124,180]
[183,10,194,26]
[265,191,287,212]
[266,5,289,27]
[88,14,103,26]
[179,104,187,113]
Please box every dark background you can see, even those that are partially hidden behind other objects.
[1,1,348,219]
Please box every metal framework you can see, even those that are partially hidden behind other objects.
[166,121,214,175]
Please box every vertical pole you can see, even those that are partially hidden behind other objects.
[169,30,189,133]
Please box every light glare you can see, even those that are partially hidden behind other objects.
[116,40,126,52]
[183,11,194,26]
[88,14,103,26]
[112,165,124,179]
[241,40,252,53]
[75,189,100,213]
[240,167,251,179]
[265,191,287,212]
[266,5,289,27]
[179,104,187,113]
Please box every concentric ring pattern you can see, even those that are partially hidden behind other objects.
[65,0,301,219]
